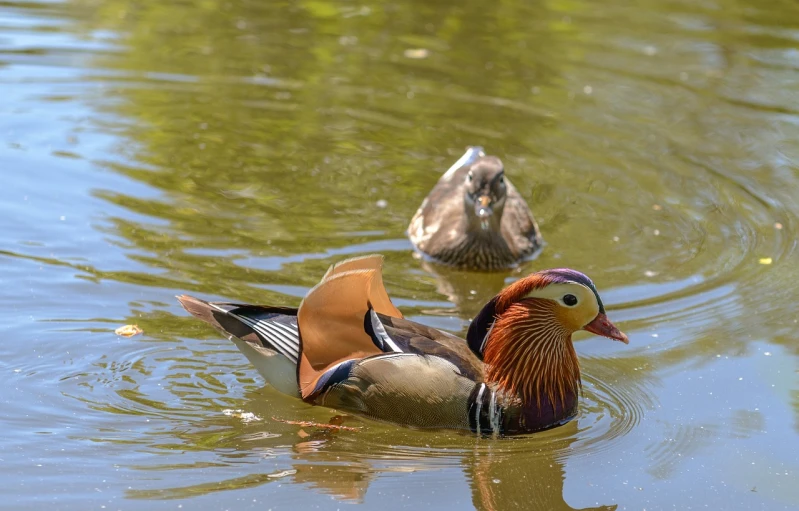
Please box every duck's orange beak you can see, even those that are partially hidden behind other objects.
[583,313,628,344]
[475,195,493,219]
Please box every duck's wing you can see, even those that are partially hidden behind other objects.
[302,313,484,399]
[320,254,402,317]
[178,295,299,361]
[177,295,301,395]
[297,255,404,399]
[322,253,388,281]
[376,313,484,380]
[501,178,543,257]
[408,148,484,250]
[298,258,487,428]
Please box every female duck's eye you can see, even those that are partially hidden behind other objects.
[563,294,578,306]
[467,172,473,182]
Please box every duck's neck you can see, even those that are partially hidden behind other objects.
[463,212,504,238]
[481,299,581,411]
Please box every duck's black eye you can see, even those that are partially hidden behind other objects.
[467,171,473,182]
[563,294,578,306]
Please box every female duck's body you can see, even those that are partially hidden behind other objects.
[408,147,543,271]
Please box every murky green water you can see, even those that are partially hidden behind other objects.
[2,0,799,509]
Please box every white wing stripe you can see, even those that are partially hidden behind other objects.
[258,326,299,360]
[271,321,299,338]
[231,314,298,362]
[474,383,486,436]
[260,322,299,356]
[488,389,500,435]
[262,329,299,361]
[369,309,402,353]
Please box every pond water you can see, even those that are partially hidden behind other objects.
[2,0,799,509]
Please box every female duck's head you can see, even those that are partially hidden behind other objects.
[462,156,508,231]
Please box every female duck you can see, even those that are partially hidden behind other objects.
[178,255,627,435]
[408,147,543,271]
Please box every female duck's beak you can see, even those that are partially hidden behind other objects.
[583,313,628,344]
[475,195,493,229]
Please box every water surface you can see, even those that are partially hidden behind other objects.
[2,0,799,509]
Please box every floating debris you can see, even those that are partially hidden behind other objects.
[774,222,783,230]
[267,469,297,479]
[403,48,429,59]
[644,270,657,277]
[240,431,281,441]
[223,409,262,423]
[271,416,361,431]
[376,199,388,208]
[758,258,772,265]
[652,204,662,211]
[114,324,143,337]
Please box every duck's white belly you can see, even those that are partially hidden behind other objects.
[231,337,300,397]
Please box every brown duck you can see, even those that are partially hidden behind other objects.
[178,255,627,436]
[408,147,543,271]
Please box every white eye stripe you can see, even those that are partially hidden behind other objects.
[521,282,600,329]
[523,283,590,302]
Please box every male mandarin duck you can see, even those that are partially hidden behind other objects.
[178,255,627,436]
[408,147,543,271]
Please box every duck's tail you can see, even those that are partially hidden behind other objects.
[177,295,301,396]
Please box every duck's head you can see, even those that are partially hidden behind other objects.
[467,268,627,407]
[463,156,507,231]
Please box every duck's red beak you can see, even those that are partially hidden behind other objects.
[583,313,628,344]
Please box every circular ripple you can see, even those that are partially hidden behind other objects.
[567,371,651,458]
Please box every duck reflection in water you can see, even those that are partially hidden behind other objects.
[417,258,525,320]
[291,422,616,511]
[467,438,618,511]
[126,398,614,511]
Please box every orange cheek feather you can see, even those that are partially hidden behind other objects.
[483,299,581,410]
